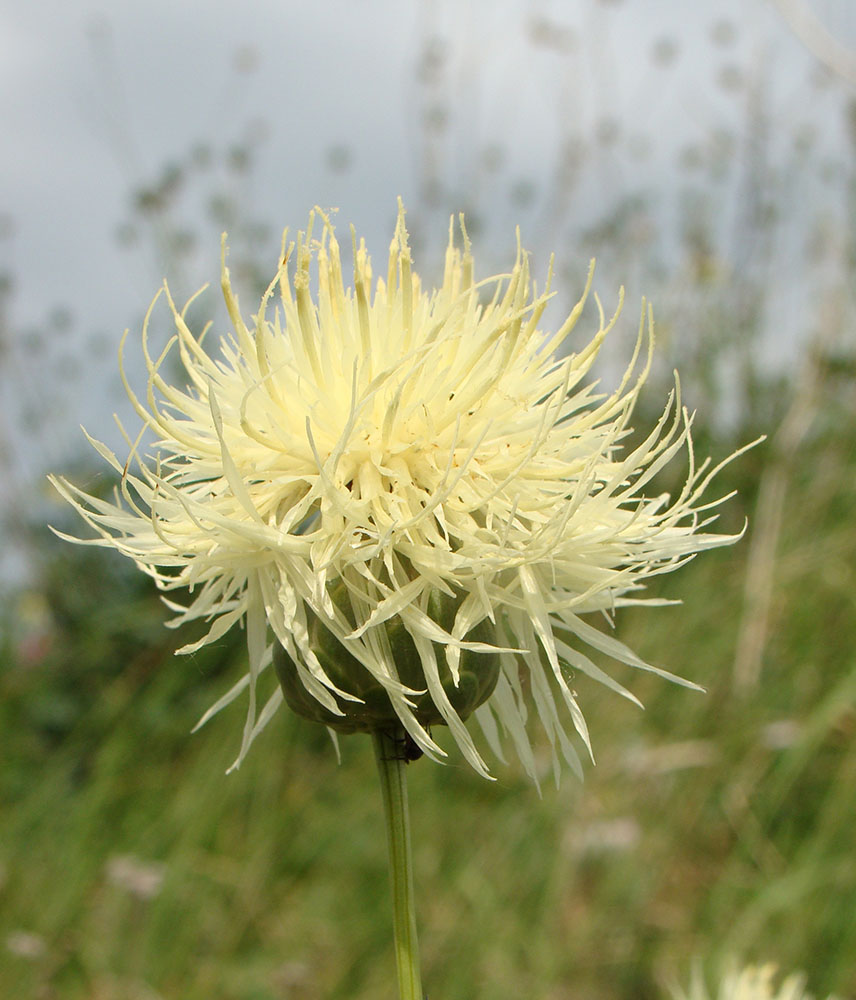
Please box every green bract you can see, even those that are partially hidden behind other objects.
[273,583,500,733]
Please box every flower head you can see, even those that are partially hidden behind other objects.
[50,202,747,781]
[673,963,837,1000]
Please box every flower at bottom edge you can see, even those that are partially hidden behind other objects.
[673,961,840,1000]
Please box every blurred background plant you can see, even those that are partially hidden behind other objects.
[1,2,854,998]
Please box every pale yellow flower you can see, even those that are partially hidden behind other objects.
[673,962,839,1000]
[50,203,748,780]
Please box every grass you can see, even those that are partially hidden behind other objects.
[2,398,854,1000]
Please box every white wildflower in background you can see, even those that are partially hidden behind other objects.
[50,203,750,781]
[5,931,47,961]
[106,855,165,900]
[673,962,840,1000]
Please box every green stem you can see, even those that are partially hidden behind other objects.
[372,727,424,1000]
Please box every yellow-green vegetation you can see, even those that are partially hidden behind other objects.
[2,387,854,999]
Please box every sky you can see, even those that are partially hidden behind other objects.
[1,0,854,577]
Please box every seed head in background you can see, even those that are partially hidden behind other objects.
[49,202,751,783]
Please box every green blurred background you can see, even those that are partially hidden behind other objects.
[1,2,855,998]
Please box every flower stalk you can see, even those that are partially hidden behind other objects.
[373,727,423,1000]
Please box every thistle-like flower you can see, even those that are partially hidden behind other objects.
[50,203,747,781]
[673,963,838,1000]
